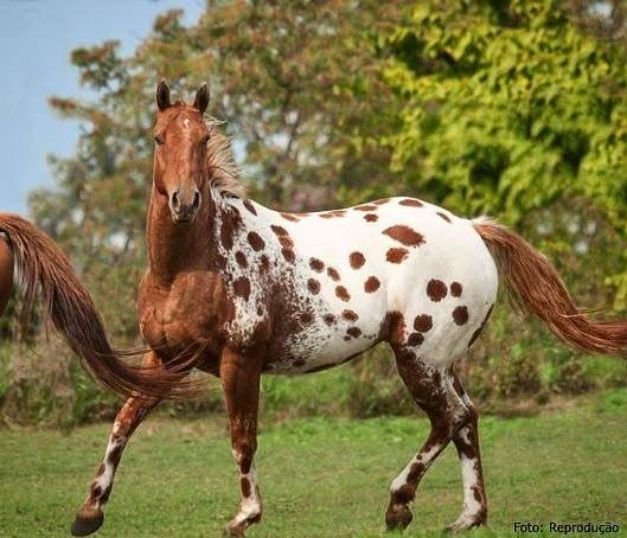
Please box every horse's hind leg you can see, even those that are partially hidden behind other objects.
[447,373,488,531]
[71,352,163,537]
[386,349,472,532]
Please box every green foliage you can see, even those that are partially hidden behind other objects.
[383,0,627,307]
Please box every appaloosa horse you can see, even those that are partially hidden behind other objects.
[0,82,624,537]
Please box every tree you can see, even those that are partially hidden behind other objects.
[383,0,626,311]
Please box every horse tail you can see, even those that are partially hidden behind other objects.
[0,232,14,317]
[0,213,194,399]
[474,218,627,358]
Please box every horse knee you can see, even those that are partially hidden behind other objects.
[425,408,457,443]
[453,404,478,434]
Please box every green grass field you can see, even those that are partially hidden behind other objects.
[1,389,625,538]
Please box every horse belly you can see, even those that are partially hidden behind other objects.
[267,309,384,374]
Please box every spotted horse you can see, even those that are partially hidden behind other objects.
[1,83,624,537]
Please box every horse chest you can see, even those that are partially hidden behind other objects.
[138,270,230,357]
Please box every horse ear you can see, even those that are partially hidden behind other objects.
[193,83,210,114]
[156,81,171,111]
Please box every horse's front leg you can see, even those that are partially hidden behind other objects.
[71,352,163,537]
[220,346,263,537]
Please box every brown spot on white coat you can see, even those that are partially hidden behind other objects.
[386,248,409,264]
[437,211,452,223]
[383,225,425,248]
[399,198,423,207]
[347,327,362,338]
[327,267,340,281]
[310,258,324,272]
[281,213,299,222]
[233,277,251,301]
[414,315,433,333]
[364,276,380,293]
[407,333,424,346]
[453,306,469,325]
[349,252,365,269]
[243,199,257,216]
[335,286,350,301]
[281,248,295,263]
[426,279,447,302]
[235,251,248,268]
[450,282,463,297]
[247,231,265,251]
[270,224,289,237]
[307,278,321,295]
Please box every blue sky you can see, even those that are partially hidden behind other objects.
[0,0,204,215]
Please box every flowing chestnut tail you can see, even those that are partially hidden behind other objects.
[0,234,13,316]
[474,218,627,358]
[0,213,195,398]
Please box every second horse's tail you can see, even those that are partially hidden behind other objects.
[0,213,193,398]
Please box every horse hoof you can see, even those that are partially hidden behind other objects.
[445,512,487,533]
[385,503,413,531]
[223,524,246,538]
[70,508,104,536]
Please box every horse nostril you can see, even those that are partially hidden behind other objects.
[192,191,201,209]
[171,191,180,211]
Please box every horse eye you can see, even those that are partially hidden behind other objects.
[154,135,164,145]
[202,134,211,144]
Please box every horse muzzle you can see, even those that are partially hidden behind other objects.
[169,188,201,224]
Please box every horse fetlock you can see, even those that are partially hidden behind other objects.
[225,510,261,538]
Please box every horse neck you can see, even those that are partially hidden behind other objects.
[146,186,217,284]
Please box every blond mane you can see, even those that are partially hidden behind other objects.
[206,122,247,198]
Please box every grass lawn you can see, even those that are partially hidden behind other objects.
[0,389,625,537]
